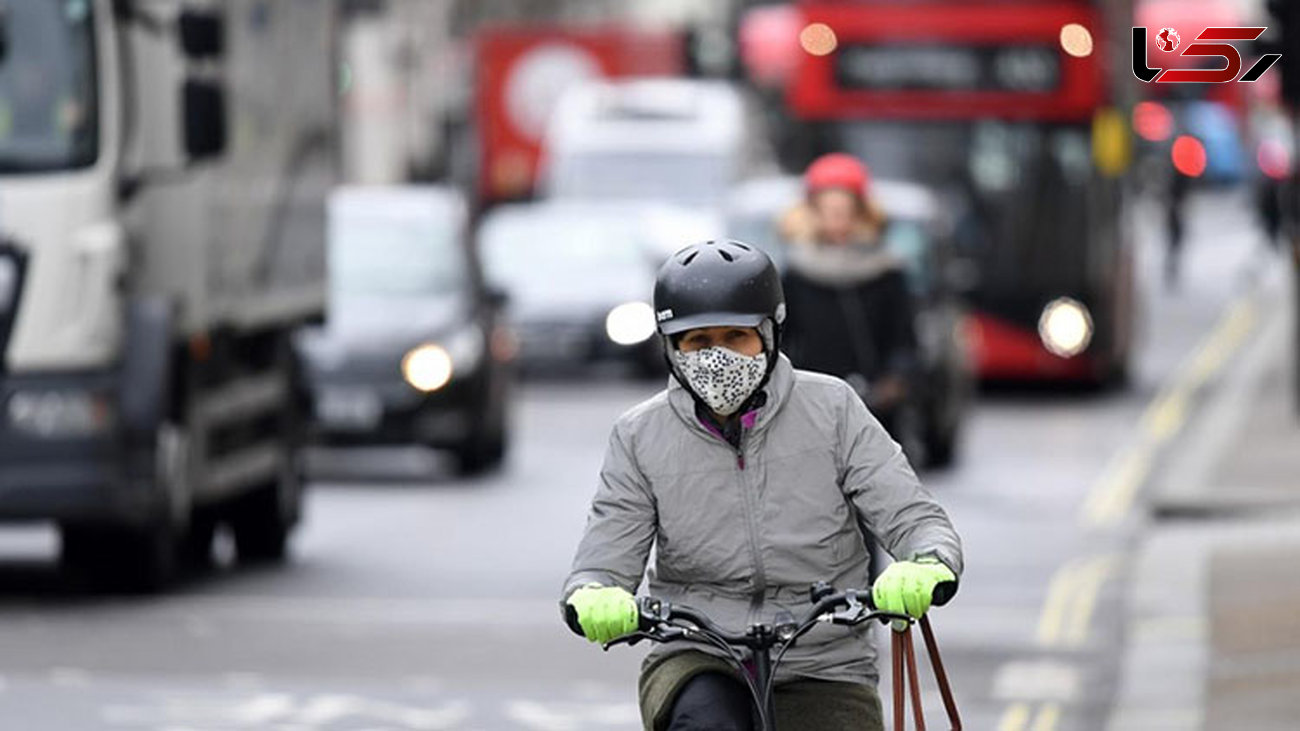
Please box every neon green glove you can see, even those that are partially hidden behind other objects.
[872,557,957,628]
[566,584,639,643]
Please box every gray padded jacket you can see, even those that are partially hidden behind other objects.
[562,353,963,684]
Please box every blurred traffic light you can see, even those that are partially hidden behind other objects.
[1171,135,1207,178]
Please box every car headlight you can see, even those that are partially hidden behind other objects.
[401,344,454,392]
[605,302,657,346]
[1038,297,1093,357]
[7,389,113,437]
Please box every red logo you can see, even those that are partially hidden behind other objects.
[1155,27,1180,52]
[1132,26,1280,83]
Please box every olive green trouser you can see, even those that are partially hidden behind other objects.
[639,650,884,731]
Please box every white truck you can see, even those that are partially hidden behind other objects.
[0,0,337,589]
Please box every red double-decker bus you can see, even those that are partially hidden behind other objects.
[772,0,1137,384]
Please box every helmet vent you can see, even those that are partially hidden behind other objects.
[681,251,698,265]
[718,249,735,262]
[732,242,751,251]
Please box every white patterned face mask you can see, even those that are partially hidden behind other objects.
[672,346,768,416]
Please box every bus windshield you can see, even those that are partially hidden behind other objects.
[0,0,98,172]
[837,119,1095,295]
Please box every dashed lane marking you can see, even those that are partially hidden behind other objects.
[992,661,1080,703]
[1037,554,1118,648]
[1031,702,1061,731]
[997,702,1031,731]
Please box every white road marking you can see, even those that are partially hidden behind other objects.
[102,692,296,726]
[101,691,471,729]
[293,694,470,729]
[139,597,568,628]
[506,700,641,730]
[991,661,1080,703]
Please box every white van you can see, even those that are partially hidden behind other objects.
[539,78,766,209]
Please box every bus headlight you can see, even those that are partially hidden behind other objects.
[1038,298,1093,357]
[605,302,657,346]
[401,344,454,393]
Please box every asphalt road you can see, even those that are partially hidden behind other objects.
[0,190,1281,730]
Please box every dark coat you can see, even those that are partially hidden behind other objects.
[781,266,919,383]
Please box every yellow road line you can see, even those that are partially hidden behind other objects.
[1142,385,1190,442]
[1036,559,1085,646]
[1186,300,1257,385]
[998,702,1032,731]
[1038,554,1119,647]
[1021,299,1259,730]
[1079,297,1259,529]
[1081,449,1152,528]
[1063,555,1119,647]
[1031,703,1062,731]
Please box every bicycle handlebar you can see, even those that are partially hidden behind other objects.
[603,583,913,651]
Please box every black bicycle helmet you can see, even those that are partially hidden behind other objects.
[653,240,785,342]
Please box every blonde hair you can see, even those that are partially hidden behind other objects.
[780,189,886,247]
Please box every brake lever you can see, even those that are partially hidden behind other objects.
[866,611,914,627]
[602,625,689,651]
[818,590,870,626]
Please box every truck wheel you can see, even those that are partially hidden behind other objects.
[924,428,958,469]
[180,513,218,568]
[61,523,178,593]
[456,428,507,476]
[230,339,307,563]
[229,476,299,564]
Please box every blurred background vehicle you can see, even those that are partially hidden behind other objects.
[473,23,687,206]
[724,174,972,467]
[0,0,337,590]
[0,1,1297,730]
[750,0,1137,387]
[296,186,512,475]
[539,77,773,212]
[478,200,698,378]
[724,176,799,270]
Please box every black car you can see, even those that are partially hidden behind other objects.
[477,201,714,377]
[296,186,511,474]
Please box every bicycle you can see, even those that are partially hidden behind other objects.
[602,582,962,731]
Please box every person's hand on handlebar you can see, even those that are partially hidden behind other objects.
[565,584,640,643]
[872,556,957,629]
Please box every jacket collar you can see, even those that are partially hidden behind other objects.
[667,352,796,439]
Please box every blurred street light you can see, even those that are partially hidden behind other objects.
[799,22,837,57]
[1133,101,1173,142]
[1171,135,1207,177]
[1059,23,1094,58]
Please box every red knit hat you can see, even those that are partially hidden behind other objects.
[805,153,870,197]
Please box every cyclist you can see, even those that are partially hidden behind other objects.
[561,241,963,730]
[779,152,918,444]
